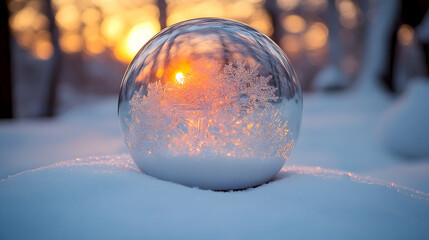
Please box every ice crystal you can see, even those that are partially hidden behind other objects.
[128,60,291,160]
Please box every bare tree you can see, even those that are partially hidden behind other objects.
[44,0,62,117]
[0,0,13,118]
[158,0,167,30]
[264,0,283,45]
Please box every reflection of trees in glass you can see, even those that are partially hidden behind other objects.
[7,0,274,117]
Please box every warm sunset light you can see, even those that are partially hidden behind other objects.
[112,21,160,63]
[283,15,306,33]
[281,35,302,53]
[277,0,300,11]
[175,72,185,84]
[8,0,274,61]
[338,0,358,29]
[166,0,272,36]
[33,39,53,60]
[5,1,429,235]
[304,22,328,50]
[164,59,192,83]
[121,22,160,62]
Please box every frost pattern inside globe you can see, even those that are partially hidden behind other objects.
[118,18,302,190]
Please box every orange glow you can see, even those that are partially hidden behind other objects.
[115,22,160,62]
[281,35,301,53]
[175,72,185,84]
[282,15,306,33]
[10,6,38,31]
[338,0,357,19]
[60,33,83,53]
[166,0,213,26]
[55,5,80,31]
[33,40,53,60]
[81,8,101,26]
[128,59,290,159]
[82,25,99,39]
[305,0,327,10]
[304,22,328,50]
[248,9,273,36]
[156,68,164,79]
[10,0,272,61]
[166,0,272,36]
[338,0,358,29]
[164,59,192,83]
[101,16,124,45]
[11,5,48,32]
[85,36,105,55]
[126,23,159,56]
[277,0,300,11]
[229,1,255,19]
[32,31,53,60]
[16,31,35,49]
[398,24,414,46]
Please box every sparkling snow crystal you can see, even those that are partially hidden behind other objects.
[118,18,302,189]
[128,60,292,160]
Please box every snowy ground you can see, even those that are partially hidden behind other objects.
[1,91,429,239]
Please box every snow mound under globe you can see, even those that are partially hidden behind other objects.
[1,155,429,239]
[118,18,302,190]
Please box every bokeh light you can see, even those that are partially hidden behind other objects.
[304,22,329,50]
[283,15,306,33]
[59,33,83,53]
[277,0,300,11]
[281,35,302,54]
[166,0,272,36]
[8,0,277,63]
[55,4,80,31]
[303,0,327,11]
[114,22,160,62]
[337,0,358,29]
[398,24,415,46]
[7,0,364,91]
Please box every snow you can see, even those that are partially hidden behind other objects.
[131,152,285,190]
[377,78,429,158]
[312,64,349,90]
[416,10,429,43]
[1,90,429,239]
[0,98,125,179]
[121,60,301,190]
[1,155,429,239]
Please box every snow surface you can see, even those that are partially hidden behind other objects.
[377,78,429,158]
[312,64,349,90]
[1,91,429,239]
[417,10,429,43]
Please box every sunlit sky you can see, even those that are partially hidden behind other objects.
[8,0,410,69]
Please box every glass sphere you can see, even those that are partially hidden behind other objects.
[118,18,302,190]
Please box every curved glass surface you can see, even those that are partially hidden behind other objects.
[118,18,302,190]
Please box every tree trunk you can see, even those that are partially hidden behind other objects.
[158,0,167,30]
[0,1,13,118]
[45,0,62,117]
[264,0,282,45]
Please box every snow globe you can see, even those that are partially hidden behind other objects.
[118,18,302,190]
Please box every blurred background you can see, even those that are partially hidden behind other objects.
[1,0,428,118]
